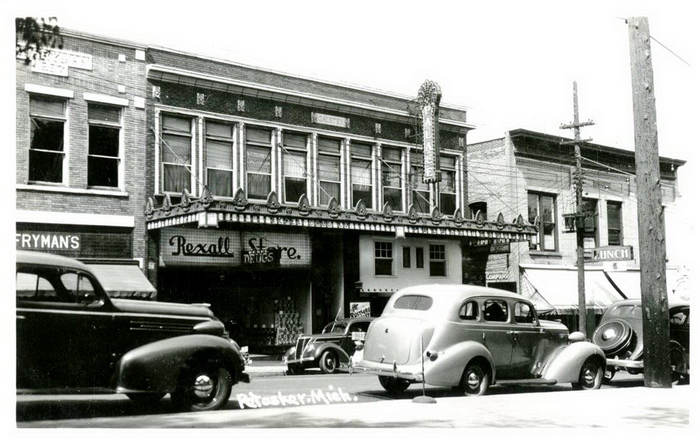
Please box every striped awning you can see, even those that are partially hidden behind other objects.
[88,264,157,300]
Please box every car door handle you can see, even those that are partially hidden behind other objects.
[506,331,516,335]
[17,315,25,320]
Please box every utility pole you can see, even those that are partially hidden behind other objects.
[627,17,671,388]
[560,82,594,337]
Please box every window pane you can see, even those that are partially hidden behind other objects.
[88,104,120,123]
[247,127,271,144]
[247,146,271,173]
[31,119,64,151]
[285,177,306,203]
[352,159,372,185]
[416,247,424,268]
[30,97,64,117]
[162,134,191,162]
[383,147,401,162]
[350,142,372,157]
[541,196,554,223]
[394,295,433,311]
[382,163,401,188]
[207,140,233,169]
[162,115,191,132]
[284,133,307,149]
[413,190,430,213]
[208,169,233,196]
[318,137,341,153]
[284,152,306,178]
[384,188,402,212]
[206,122,233,138]
[88,157,118,187]
[527,193,539,223]
[440,170,455,193]
[29,150,63,183]
[403,247,411,268]
[440,194,456,215]
[89,125,119,157]
[352,187,372,207]
[318,154,340,181]
[375,259,393,276]
[163,164,190,193]
[248,173,270,199]
[319,181,340,205]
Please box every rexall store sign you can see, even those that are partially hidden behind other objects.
[160,228,310,267]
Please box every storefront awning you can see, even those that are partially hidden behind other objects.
[520,265,625,315]
[89,264,157,300]
[601,269,682,301]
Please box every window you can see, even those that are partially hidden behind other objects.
[416,247,425,268]
[374,241,393,276]
[607,201,623,245]
[469,202,487,220]
[246,127,273,200]
[429,244,446,277]
[394,295,433,311]
[528,192,557,251]
[317,137,341,206]
[87,104,121,188]
[483,299,508,322]
[514,302,535,324]
[161,115,192,194]
[206,121,234,197]
[582,198,598,249]
[410,152,430,213]
[402,246,411,268]
[350,142,373,208]
[459,300,479,320]
[282,132,308,203]
[439,156,456,215]
[382,147,403,212]
[29,96,66,183]
[16,271,57,301]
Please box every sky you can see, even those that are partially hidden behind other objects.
[3,0,698,265]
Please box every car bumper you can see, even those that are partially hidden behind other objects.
[351,361,424,382]
[606,358,643,369]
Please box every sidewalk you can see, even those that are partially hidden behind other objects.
[246,354,287,377]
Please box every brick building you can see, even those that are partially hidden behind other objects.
[141,47,535,352]
[467,129,686,333]
[15,29,155,298]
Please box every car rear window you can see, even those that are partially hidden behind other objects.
[394,295,433,311]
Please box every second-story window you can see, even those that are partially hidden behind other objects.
[350,142,373,208]
[317,137,341,206]
[282,132,308,204]
[29,96,66,184]
[246,126,272,200]
[528,191,557,251]
[607,201,623,245]
[582,198,598,249]
[410,152,430,213]
[440,155,456,215]
[382,146,403,212]
[87,103,121,188]
[206,121,235,197]
[469,202,487,220]
[161,114,192,194]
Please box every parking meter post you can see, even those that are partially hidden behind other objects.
[413,334,436,404]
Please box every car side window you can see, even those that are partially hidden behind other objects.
[349,322,369,333]
[483,299,508,322]
[514,302,535,324]
[459,301,479,320]
[60,272,97,303]
[17,271,61,302]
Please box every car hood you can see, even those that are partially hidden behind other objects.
[110,298,215,319]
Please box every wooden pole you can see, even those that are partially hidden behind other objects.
[627,16,671,388]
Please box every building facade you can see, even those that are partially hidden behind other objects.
[142,48,534,352]
[467,129,686,333]
[15,29,156,298]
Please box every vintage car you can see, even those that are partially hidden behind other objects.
[284,317,375,374]
[352,284,606,396]
[16,250,250,411]
[592,299,690,383]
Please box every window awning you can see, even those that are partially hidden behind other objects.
[88,264,157,300]
[520,265,624,315]
[601,269,681,301]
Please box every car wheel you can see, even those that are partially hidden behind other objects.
[319,350,338,374]
[286,364,304,375]
[572,358,604,390]
[378,376,411,395]
[592,320,635,356]
[171,363,233,411]
[126,392,166,405]
[670,344,689,385]
[460,362,489,396]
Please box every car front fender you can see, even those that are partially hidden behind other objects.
[541,341,605,384]
[111,334,246,394]
[424,341,495,387]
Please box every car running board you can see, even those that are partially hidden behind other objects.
[496,378,558,386]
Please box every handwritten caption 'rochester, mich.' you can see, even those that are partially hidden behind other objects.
[236,385,358,409]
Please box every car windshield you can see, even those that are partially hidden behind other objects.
[607,304,642,319]
[322,322,347,334]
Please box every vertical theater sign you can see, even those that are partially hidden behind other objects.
[417,79,442,184]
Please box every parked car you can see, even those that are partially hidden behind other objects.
[284,317,375,374]
[352,284,606,396]
[592,299,690,383]
[16,250,250,411]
